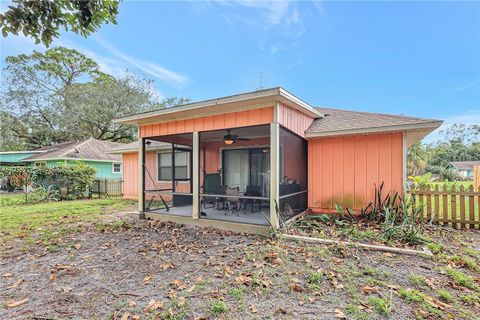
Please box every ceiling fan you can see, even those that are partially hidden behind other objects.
[224,129,250,145]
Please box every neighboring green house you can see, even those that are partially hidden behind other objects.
[0,138,124,179]
[446,161,480,179]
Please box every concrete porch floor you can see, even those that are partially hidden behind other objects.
[147,205,270,225]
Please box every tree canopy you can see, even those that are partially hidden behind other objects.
[1,46,188,150]
[0,0,119,46]
[407,124,480,179]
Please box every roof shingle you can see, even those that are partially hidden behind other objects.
[24,138,123,161]
[306,107,442,136]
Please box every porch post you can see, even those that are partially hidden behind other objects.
[270,122,280,229]
[192,131,200,219]
[138,137,145,217]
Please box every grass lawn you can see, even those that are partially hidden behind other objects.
[0,193,136,245]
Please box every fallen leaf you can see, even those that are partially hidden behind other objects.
[161,261,176,270]
[74,243,82,250]
[186,285,196,293]
[235,274,252,286]
[7,278,24,289]
[121,311,130,320]
[177,296,186,307]
[361,285,379,294]
[425,277,436,289]
[331,278,344,289]
[144,299,164,313]
[55,264,73,270]
[290,282,305,292]
[167,289,177,299]
[2,273,13,277]
[335,308,346,319]
[6,298,29,308]
[143,275,154,285]
[425,296,452,310]
[128,300,137,307]
[274,307,289,315]
[249,304,258,313]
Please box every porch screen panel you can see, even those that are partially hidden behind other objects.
[143,134,193,216]
[279,126,308,221]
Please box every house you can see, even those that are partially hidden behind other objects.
[0,138,124,179]
[446,161,480,179]
[112,87,442,233]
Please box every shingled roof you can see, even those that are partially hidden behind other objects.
[448,161,480,170]
[305,107,442,137]
[24,138,123,162]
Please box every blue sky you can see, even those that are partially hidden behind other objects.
[1,1,479,141]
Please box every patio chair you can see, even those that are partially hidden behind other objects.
[203,173,221,209]
[243,185,261,213]
[225,186,243,216]
[215,185,227,210]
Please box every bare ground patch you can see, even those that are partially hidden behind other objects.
[1,213,479,319]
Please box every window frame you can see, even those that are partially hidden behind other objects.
[112,162,122,174]
[157,150,190,182]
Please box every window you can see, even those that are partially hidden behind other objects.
[157,151,189,181]
[113,163,121,173]
[35,162,47,167]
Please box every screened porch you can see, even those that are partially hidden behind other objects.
[140,124,308,227]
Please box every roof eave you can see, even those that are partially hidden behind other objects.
[305,121,443,138]
[113,87,322,125]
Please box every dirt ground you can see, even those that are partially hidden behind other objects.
[1,212,479,320]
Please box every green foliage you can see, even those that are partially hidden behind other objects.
[407,124,480,179]
[0,0,119,46]
[0,163,96,200]
[426,242,443,254]
[408,173,437,190]
[408,142,429,176]
[445,267,478,291]
[228,287,244,300]
[409,274,426,286]
[345,304,371,320]
[436,289,454,302]
[210,300,228,315]
[360,183,428,244]
[399,288,425,302]
[1,47,186,150]
[31,185,60,202]
[367,296,391,316]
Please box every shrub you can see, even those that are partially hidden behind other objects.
[0,163,96,201]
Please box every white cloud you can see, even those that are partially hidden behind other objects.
[423,110,480,143]
[211,0,308,54]
[93,35,188,87]
[456,81,478,92]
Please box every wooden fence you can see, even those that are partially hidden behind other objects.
[410,185,480,229]
[90,179,123,197]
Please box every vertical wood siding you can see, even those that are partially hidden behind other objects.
[308,132,404,211]
[122,153,138,199]
[277,103,314,138]
[140,107,274,138]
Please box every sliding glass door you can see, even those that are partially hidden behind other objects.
[222,148,270,196]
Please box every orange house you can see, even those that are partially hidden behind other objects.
[111,87,441,233]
